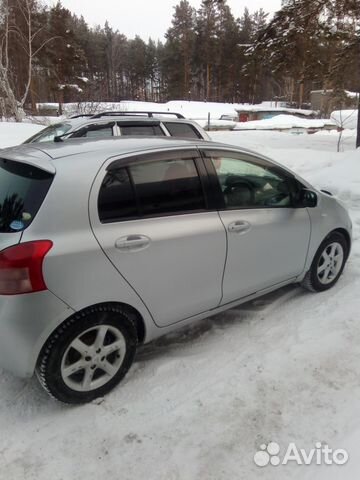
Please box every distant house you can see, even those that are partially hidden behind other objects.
[235,105,316,123]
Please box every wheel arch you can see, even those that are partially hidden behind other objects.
[76,301,147,345]
[36,301,147,370]
[104,301,146,344]
[330,228,351,259]
[301,228,350,292]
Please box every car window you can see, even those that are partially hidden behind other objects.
[70,123,114,138]
[0,158,53,232]
[24,123,72,143]
[98,168,137,223]
[164,122,202,139]
[131,158,204,216]
[119,124,165,136]
[98,156,205,222]
[209,153,293,209]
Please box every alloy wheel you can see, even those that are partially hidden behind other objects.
[61,325,126,392]
[317,242,344,285]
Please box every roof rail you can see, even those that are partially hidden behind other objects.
[90,111,185,119]
[70,114,96,119]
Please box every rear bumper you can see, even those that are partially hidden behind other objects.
[0,290,74,377]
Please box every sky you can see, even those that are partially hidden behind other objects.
[57,0,282,40]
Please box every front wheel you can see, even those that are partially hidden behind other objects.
[302,232,348,292]
[36,305,137,404]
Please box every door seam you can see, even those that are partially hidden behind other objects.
[217,211,228,307]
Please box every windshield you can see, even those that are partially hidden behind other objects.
[23,123,72,144]
[0,158,53,233]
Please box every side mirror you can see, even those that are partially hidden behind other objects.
[300,189,318,208]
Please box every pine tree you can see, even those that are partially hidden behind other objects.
[247,0,360,108]
[42,2,87,109]
[163,0,196,99]
[194,0,222,100]
[215,2,241,101]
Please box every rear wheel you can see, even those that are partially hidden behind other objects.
[36,305,137,404]
[302,232,348,292]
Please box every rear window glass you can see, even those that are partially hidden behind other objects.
[0,159,53,233]
[164,122,202,139]
[24,123,72,143]
[70,122,115,139]
[119,125,165,136]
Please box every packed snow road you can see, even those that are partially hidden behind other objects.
[0,125,359,479]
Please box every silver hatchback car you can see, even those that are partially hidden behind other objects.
[0,137,352,403]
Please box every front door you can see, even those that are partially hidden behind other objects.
[201,148,311,304]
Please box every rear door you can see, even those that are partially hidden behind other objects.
[201,148,311,304]
[90,149,227,327]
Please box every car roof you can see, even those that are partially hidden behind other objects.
[1,136,259,165]
[5,137,208,160]
[0,136,305,185]
[0,136,300,186]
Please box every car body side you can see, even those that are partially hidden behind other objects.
[0,139,352,377]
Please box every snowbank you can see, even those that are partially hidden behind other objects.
[234,114,335,131]
[196,118,237,130]
[331,110,358,129]
[35,100,316,123]
[0,122,43,148]
[166,100,238,120]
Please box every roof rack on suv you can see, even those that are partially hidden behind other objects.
[70,114,97,119]
[90,111,185,119]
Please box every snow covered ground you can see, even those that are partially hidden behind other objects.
[0,122,43,148]
[0,125,360,479]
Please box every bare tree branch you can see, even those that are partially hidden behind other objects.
[32,35,60,58]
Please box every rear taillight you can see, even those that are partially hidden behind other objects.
[0,241,53,295]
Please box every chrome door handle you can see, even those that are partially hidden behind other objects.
[228,221,251,234]
[115,235,151,252]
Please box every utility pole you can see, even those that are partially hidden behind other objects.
[357,93,360,149]
[357,38,360,149]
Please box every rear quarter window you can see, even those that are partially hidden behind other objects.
[119,124,165,136]
[0,159,53,233]
[164,122,202,139]
[70,122,115,139]
[24,123,72,143]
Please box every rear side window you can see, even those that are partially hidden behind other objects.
[0,159,53,232]
[98,157,205,222]
[119,124,165,136]
[70,123,114,139]
[164,122,202,139]
[24,123,72,143]
[97,169,137,223]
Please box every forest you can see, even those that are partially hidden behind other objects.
[0,0,360,119]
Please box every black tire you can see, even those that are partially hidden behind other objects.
[36,304,138,404]
[301,232,348,293]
